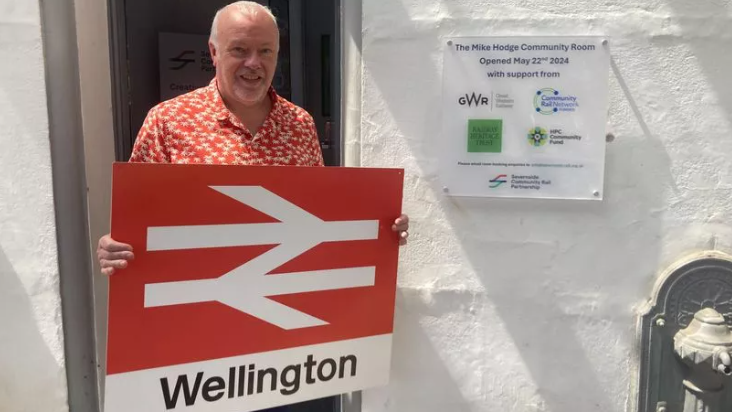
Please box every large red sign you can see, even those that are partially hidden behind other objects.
[105,163,403,412]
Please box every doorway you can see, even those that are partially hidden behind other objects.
[109,0,341,166]
[106,1,343,411]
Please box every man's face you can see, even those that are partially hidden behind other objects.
[210,11,279,107]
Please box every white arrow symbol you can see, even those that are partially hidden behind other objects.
[143,186,379,330]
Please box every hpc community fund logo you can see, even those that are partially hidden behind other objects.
[533,88,579,115]
[528,127,548,146]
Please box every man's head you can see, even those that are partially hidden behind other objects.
[209,2,279,109]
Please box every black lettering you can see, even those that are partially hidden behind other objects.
[228,367,236,398]
[459,92,489,107]
[304,355,317,384]
[247,364,255,395]
[339,355,357,378]
[280,364,301,395]
[238,365,246,397]
[257,368,278,393]
[202,377,225,402]
[317,359,337,382]
[466,93,481,106]
[160,372,203,410]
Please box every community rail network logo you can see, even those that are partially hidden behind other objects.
[489,174,507,188]
[528,127,548,146]
[533,88,579,115]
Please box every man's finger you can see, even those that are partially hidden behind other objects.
[392,223,409,232]
[101,267,116,276]
[100,235,133,253]
[397,229,408,246]
[98,251,135,262]
[394,214,409,225]
[100,259,128,270]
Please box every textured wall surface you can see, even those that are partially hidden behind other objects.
[358,1,732,411]
[0,0,68,411]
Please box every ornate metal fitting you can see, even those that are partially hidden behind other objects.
[674,308,732,382]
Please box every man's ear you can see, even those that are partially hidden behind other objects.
[208,41,218,67]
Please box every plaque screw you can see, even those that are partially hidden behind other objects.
[606,133,615,143]
[656,318,666,328]
[443,186,449,193]
[593,190,600,197]
[602,39,608,46]
[447,40,453,46]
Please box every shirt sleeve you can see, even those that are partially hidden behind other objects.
[129,107,171,163]
[304,114,325,167]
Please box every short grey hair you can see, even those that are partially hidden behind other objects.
[209,1,278,47]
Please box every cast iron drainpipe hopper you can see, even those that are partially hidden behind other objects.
[673,308,732,412]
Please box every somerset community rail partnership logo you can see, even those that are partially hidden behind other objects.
[533,88,579,115]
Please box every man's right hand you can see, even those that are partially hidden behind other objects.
[97,234,134,276]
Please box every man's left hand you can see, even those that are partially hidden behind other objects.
[392,214,410,246]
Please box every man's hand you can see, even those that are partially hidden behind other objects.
[392,214,410,246]
[97,234,134,276]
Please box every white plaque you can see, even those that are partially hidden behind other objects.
[439,36,611,200]
[158,32,215,101]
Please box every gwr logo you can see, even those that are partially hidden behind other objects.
[458,93,489,107]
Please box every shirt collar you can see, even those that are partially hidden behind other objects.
[208,78,282,123]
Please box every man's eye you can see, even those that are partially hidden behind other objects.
[261,49,273,55]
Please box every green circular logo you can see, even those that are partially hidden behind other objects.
[528,127,548,147]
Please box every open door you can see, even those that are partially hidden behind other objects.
[105,1,344,411]
[109,0,341,165]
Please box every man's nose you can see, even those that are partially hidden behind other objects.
[243,52,262,68]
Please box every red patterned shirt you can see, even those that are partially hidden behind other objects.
[129,79,324,166]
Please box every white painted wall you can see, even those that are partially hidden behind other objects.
[0,0,68,411]
[356,0,732,411]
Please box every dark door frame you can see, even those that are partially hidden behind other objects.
[107,0,342,165]
[105,1,354,411]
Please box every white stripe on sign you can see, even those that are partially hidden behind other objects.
[104,334,393,412]
[143,185,380,330]
[146,186,379,251]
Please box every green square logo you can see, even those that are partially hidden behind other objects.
[467,119,503,153]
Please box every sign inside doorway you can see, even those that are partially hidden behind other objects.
[104,163,404,412]
[158,32,214,101]
[158,27,292,102]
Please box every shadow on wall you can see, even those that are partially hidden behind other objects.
[664,0,732,128]
[359,2,678,411]
[364,290,475,412]
[0,248,66,411]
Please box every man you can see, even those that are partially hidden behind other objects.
[97,2,409,274]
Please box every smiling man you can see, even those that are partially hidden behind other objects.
[97,2,409,275]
